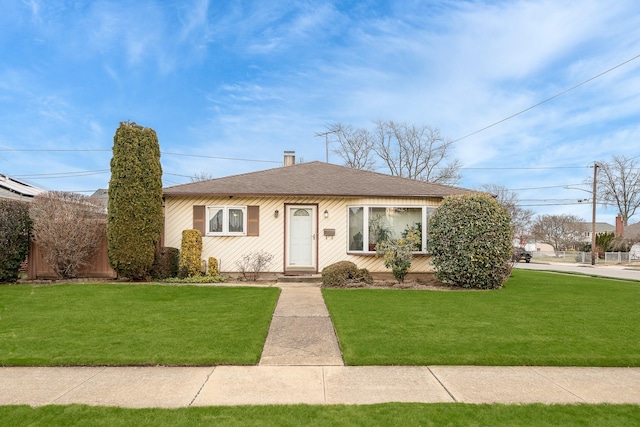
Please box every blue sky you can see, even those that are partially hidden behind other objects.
[1,0,639,225]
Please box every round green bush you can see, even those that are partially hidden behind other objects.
[429,193,512,289]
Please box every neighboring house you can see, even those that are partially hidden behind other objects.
[579,222,615,243]
[163,152,475,276]
[0,173,45,202]
[623,222,640,261]
[89,188,109,213]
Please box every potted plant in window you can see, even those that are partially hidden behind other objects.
[369,215,392,251]
[401,222,422,251]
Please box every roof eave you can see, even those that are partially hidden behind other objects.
[163,191,448,198]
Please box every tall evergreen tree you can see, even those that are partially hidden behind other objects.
[107,122,163,280]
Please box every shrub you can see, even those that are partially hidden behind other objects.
[30,192,105,279]
[179,230,202,278]
[107,121,163,281]
[0,200,32,283]
[322,261,373,288]
[150,247,179,279]
[429,193,512,289]
[376,228,421,283]
[353,268,373,285]
[161,275,228,284]
[207,257,219,276]
[235,250,274,281]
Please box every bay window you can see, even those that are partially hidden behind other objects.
[347,205,435,253]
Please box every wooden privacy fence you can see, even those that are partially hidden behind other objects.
[27,230,117,280]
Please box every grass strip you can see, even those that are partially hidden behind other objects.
[0,284,279,366]
[1,403,639,426]
[323,269,640,366]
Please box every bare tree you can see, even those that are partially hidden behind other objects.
[479,184,534,239]
[373,120,462,185]
[30,192,106,279]
[190,171,214,182]
[326,120,462,185]
[328,123,377,170]
[530,214,587,252]
[597,155,640,226]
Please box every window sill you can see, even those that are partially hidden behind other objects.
[347,251,430,257]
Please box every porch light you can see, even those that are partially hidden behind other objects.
[324,209,329,219]
[274,209,279,218]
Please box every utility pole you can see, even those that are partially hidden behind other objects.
[314,130,337,163]
[591,162,598,266]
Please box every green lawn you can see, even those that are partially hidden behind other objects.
[1,403,639,426]
[0,284,280,366]
[323,269,640,366]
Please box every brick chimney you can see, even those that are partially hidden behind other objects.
[284,150,295,167]
[615,215,624,237]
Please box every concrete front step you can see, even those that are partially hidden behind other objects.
[277,274,322,283]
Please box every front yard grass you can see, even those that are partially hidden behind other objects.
[2,403,639,426]
[323,269,640,366]
[0,284,279,366]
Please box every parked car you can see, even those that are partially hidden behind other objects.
[512,247,532,263]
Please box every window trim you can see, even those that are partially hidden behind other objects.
[346,205,434,254]
[206,206,247,236]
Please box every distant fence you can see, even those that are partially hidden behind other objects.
[27,231,117,280]
[530,251,639,265]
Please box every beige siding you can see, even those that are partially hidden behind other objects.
[164,196,441,274]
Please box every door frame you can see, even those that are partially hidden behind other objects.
[284,203,318,274]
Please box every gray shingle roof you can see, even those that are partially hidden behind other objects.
[624,222,640,240]
[163,161,475,198]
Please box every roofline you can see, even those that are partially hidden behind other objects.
[163,192,450,198]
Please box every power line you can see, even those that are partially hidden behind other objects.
[0,149,110,152]
[0,148,282,164]
[517,202,597,207]
[12,170,110,179]
[461,166,588,170]
[507,183,585,191]
[161,152,281,164]
[452,53,640,143]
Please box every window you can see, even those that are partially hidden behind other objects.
[347,205,435,253]
[207,206,246,236]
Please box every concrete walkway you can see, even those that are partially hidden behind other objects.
[1,279,639,407]
[259,283,343,366]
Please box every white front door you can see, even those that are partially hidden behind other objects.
[286,205,316,271]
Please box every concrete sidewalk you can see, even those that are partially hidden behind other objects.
[1,365,639,407]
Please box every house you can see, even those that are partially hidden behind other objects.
[162,152,475,277]
[0,173,45,202]
[579,221,615,243]
[622,221,640,262]
[89,188,109,213]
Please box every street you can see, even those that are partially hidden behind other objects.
[513,261,640,281]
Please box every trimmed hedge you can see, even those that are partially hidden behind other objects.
[180,229,202,278]
[429,193,512,289]
[151,247,180,280]
[207,257,219,276]
[107,122,163,281]
[0,200,32,283]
